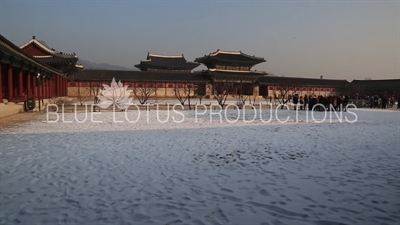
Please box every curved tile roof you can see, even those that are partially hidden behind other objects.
[0,34,64,75]
[20,36,77,59]
[195,49,266,64]
[135,53,200,71]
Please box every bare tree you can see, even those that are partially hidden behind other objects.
[88,72,108,105]
[186,83,195,110]
[195,83,208,105]
[235,82,258,108]
[235,92,249,109]
[89,81,103,106]
[273,81,293,109]
[67,81,91,106]
[213,80,230,109]
[132,82,158,105]
[174,83,196,109]
[76,83,91,106]
[248,84,259,106]
[47,97,72,111]
[174,83,189,105]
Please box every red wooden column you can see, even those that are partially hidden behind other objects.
[42,78,45,99]
[43,78,47,99]
[0,63,3,103]
[47,78,51,98]
[40,76,44,99]
[26,72,31,98]
[42,77,47,99]
[49,77,53,98]
[65,77,68,96]
[51,77,54,98]
[54,75,57,97]
[38,77,44,99]
[63,77,67,96]
[51,76,54,98]
[56,75,59,97]
[18,70,23,96]
[63,77,66,96]
[58,75,63,96]
[32,74,37,98]
[48,78,51,98]
[59,76,62,96]
[47,78,50,98]
[7,66,13,102]
[54,76,57,97]
[60,76,63,96]
[48,77,51,98]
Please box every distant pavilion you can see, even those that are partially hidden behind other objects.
[134,53,200,72]
[194,50,267,95]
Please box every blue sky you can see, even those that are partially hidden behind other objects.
[1,0,398,80]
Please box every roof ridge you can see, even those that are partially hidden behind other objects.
[0,35,63,75]
[209,68,266,73]
[148,53,184,58]
[20,37,56,54]
[20,37,77,58]
[280,76,348,81]
[210,49,241,56]
[208,49,265,61]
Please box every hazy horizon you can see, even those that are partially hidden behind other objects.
[0,0,398,80]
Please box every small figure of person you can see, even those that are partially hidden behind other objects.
[343,95,349,111]
[299,96,304,110]
[304,94,308,110]
[398,95,400,109]
[293,94,299,110]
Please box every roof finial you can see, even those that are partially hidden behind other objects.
[33,36,35,39]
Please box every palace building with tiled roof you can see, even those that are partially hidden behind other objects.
[20,36,83,74]
[1,35,81,108]
[134,53,200,72]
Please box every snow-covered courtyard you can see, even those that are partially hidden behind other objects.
[1,108,399,225]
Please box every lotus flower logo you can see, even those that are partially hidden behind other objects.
[97,78,133,109]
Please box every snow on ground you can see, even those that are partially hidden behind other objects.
[0,107,399,225]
